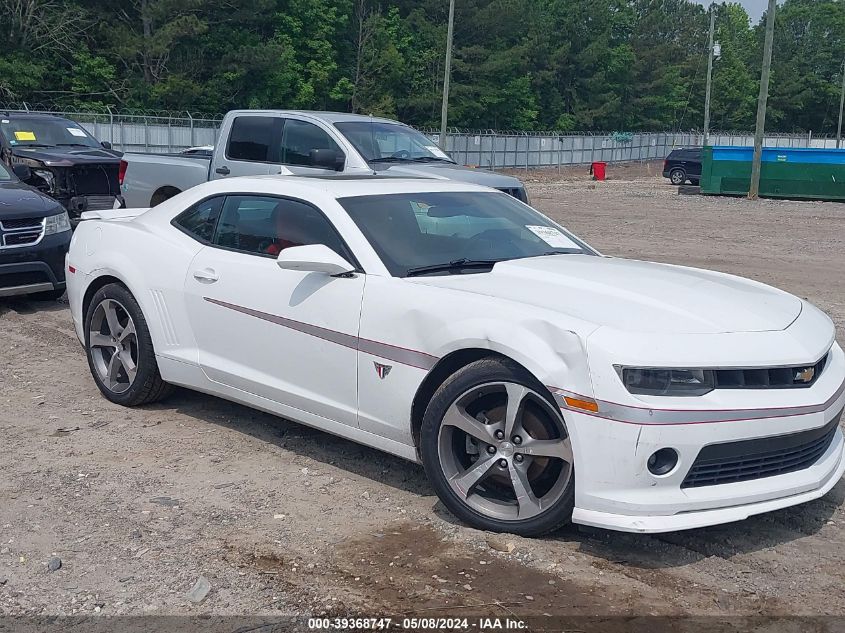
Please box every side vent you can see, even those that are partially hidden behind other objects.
[149,289,179,346]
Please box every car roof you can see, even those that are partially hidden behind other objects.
[227,110,409,127]
[1,112,72,120]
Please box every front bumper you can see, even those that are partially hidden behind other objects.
[61,194,125,222]
[551,342,845,533]
[0,230,70,297]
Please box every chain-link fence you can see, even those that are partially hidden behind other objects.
[2,103,838,168]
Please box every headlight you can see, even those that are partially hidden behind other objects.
[44,211,71,235]
[616,366,715,396]
[32,168,56,192]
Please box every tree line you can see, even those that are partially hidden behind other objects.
[1,0,843,133]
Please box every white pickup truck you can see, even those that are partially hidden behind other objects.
[119,110,528,208]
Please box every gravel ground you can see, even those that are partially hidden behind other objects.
[1,167,844,620]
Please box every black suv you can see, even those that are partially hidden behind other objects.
[0,162,71,300]
[663,147,702,185]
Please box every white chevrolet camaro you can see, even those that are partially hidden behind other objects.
[66,176,845,536]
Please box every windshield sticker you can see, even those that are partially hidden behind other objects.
[14,131,36,141]
[425,145,450,159]
[526,225,581,249]
[67,127,87,137]
[1,120,9,124]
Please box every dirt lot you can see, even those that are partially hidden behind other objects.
[1,166,844,621]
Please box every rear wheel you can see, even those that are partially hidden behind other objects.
[669,168,686,185]
[84,283,172,406]
[421,358,575,536]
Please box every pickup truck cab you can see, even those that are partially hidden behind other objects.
[120,110,527,207]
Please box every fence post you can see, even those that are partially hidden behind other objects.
[106,105,114,146]
[557,137,561,176]
[144,116,149,153]
[187,111,195,147]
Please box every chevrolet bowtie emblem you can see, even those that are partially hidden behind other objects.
[373,362,392,379]
[794,367,815,383]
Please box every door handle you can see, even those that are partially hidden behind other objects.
[192,268,219,283]
[215,166,230,175]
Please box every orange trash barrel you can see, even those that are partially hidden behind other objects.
[590,161,607,181]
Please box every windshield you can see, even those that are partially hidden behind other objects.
[0,163,12,181]
[339,191,594,277]
[0,117,101,149]
[334,121,454,163]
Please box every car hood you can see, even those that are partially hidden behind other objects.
[372,162,524,189]
[408,255,803,334]
[11,146,121,166]
[0,180,64,219]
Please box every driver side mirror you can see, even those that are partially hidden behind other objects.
[276,244,355,276]
[309,148,345,171]
[101,141,113,150]
[11,164,31,181]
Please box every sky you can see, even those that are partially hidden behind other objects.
[695,0,773,22]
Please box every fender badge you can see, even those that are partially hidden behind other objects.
[373,362,392,379]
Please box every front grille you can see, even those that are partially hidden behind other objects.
[4,231,41,246]
[682,410,842,488]
[70,164,119,196]
[1,218,42,230]
[0,216,45,249]
[714,355,827,390]
[497,187,527,202]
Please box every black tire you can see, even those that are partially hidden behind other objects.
[29,288,65,301]
[690,179,700,186]
[84,283,173,406]
[420,357,575,537]
[150,186,181,207]
[669,168,686,185]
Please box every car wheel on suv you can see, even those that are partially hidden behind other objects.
[669,168,686,185]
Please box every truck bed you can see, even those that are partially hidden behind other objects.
[120,153,210,208]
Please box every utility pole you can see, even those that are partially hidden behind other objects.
[439,0,456,151]
[748,0,777,200]
[703,4,716,147]
[837,57,844,149]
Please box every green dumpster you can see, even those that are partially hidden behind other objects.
[701,146,845,201]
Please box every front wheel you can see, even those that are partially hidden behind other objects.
[84,283,173,406]
[669,168,686,185]
[421,358,575,537]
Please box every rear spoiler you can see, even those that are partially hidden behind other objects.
[79,208,150,221]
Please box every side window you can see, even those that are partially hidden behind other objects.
[173,196,224,242]
[281,119,342,166]
[226,116,280,162]
[212,195,349,259]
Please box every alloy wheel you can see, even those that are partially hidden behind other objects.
[437,381,573,522]
[88,298,139,394]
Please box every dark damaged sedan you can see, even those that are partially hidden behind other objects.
[0,112,123,221]
[0,162,71,300]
